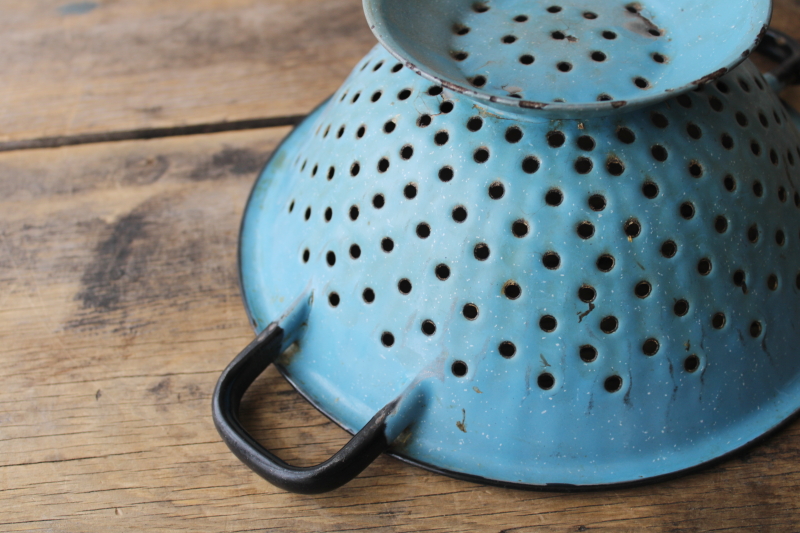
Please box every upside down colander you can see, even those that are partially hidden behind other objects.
[212,0,800,494]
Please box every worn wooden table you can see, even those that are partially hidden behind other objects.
[2,1,800,531]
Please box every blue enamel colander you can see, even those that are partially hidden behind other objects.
[212,0,800,494]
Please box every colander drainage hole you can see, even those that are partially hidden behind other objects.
[687,123,702,140]
[750,142,762,157]
[680,202,695,220]
[616,127,635,144]
[324,207,332,222]
[302,249,310,263]
[578,285,596,302]
[383,121,396,134]
[453,23,470,35]
[373,194,385,209]
[467,117,483,132]
[747,224,759,243]
[351,92,360,103]
[489,181,505,199]
[450,50,469,62]
[684,355,700,373]
[720,133,733,150]
[474,147,490,163]
[378,158,390,173]
[440,101,454,113]
[600,316,618,333]
[537,373,555,390]
[515,14,529,21]
[328,292,340,307]
[428,86,443,96]
[539,315,557,332]
[381,238,394,252]
[349,205,359,221]
[363,288,375,303]
[750,320,763,337]
[503,281,521,299]
[596,254,615,272]
[542,252,561,269]
[642,338,659,356]
[512,219,530,237]
[372,61,384,72]
[421,320,436,336]
[451,361,468,377]
[778,187,787,202]
[439,166,454,182]
[577,221,595,239]
[591,51,607,62]
[545,189,563,206]
[768,274,778,291]
[677,94,692,108]
[519,54,535,65]
[651,145,668,162]
[499,341,516,358]
[604,376,622,393]
[398,278,412,294]
[602,31,617,40]
[652,52,666,64]
[709,96,723,111]
[436,264,451,280]
[452,206,468,222]
[288,200,295,213]
[635,281,651,298]
[724,174,736,191]
[305,207,311,221]
[642,181,659,198]
[474,243,490,260]
[470,75,487,88]
[356,125,366,138]
[370,91,382,103]
[418,115,432,127]
[577,135,596,151]
[506,127,523,143]
[404,183,417,199]
[624,219,641,238]
[733,270,746,289]
[753,181,764,197]
[392,63,403,73]
[434,131,450,146]
[580,345,597,363]
[661,240,678,258]
[349,244,361,259]
[350,163,360,176]
[381,332,395,347]
[522,156,541,174]
[606,157,625,176]
[463,304,479,320]
[326,251,336,266]
[398,88,411,100]
[736,112,748,127]
[697,258,712,276]
[712,312,726,329]
[651,112,669,128]
[688,161,703,178]
[674,299,690,316]
[547,131,566,148]
[575,157,593,174]
[400,145,414,160]
[416,223,431,239]
[714,216,728,233]
[776,230,786,246]
[588,194,606,211]
[583,11,597,19]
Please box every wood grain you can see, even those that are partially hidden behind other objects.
[0,0,374,144]
[1,127,799,532]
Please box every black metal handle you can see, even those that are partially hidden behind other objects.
[759,28,800,89]
[212,322,397,494]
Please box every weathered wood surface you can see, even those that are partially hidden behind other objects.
[0,0,374,145]
[4,0,800,148]
[3,0,800,531]
[1,127,800,532]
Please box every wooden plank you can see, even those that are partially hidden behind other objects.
[4,1,800,147]
[1,127,799,532]
[0,0,374,144]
